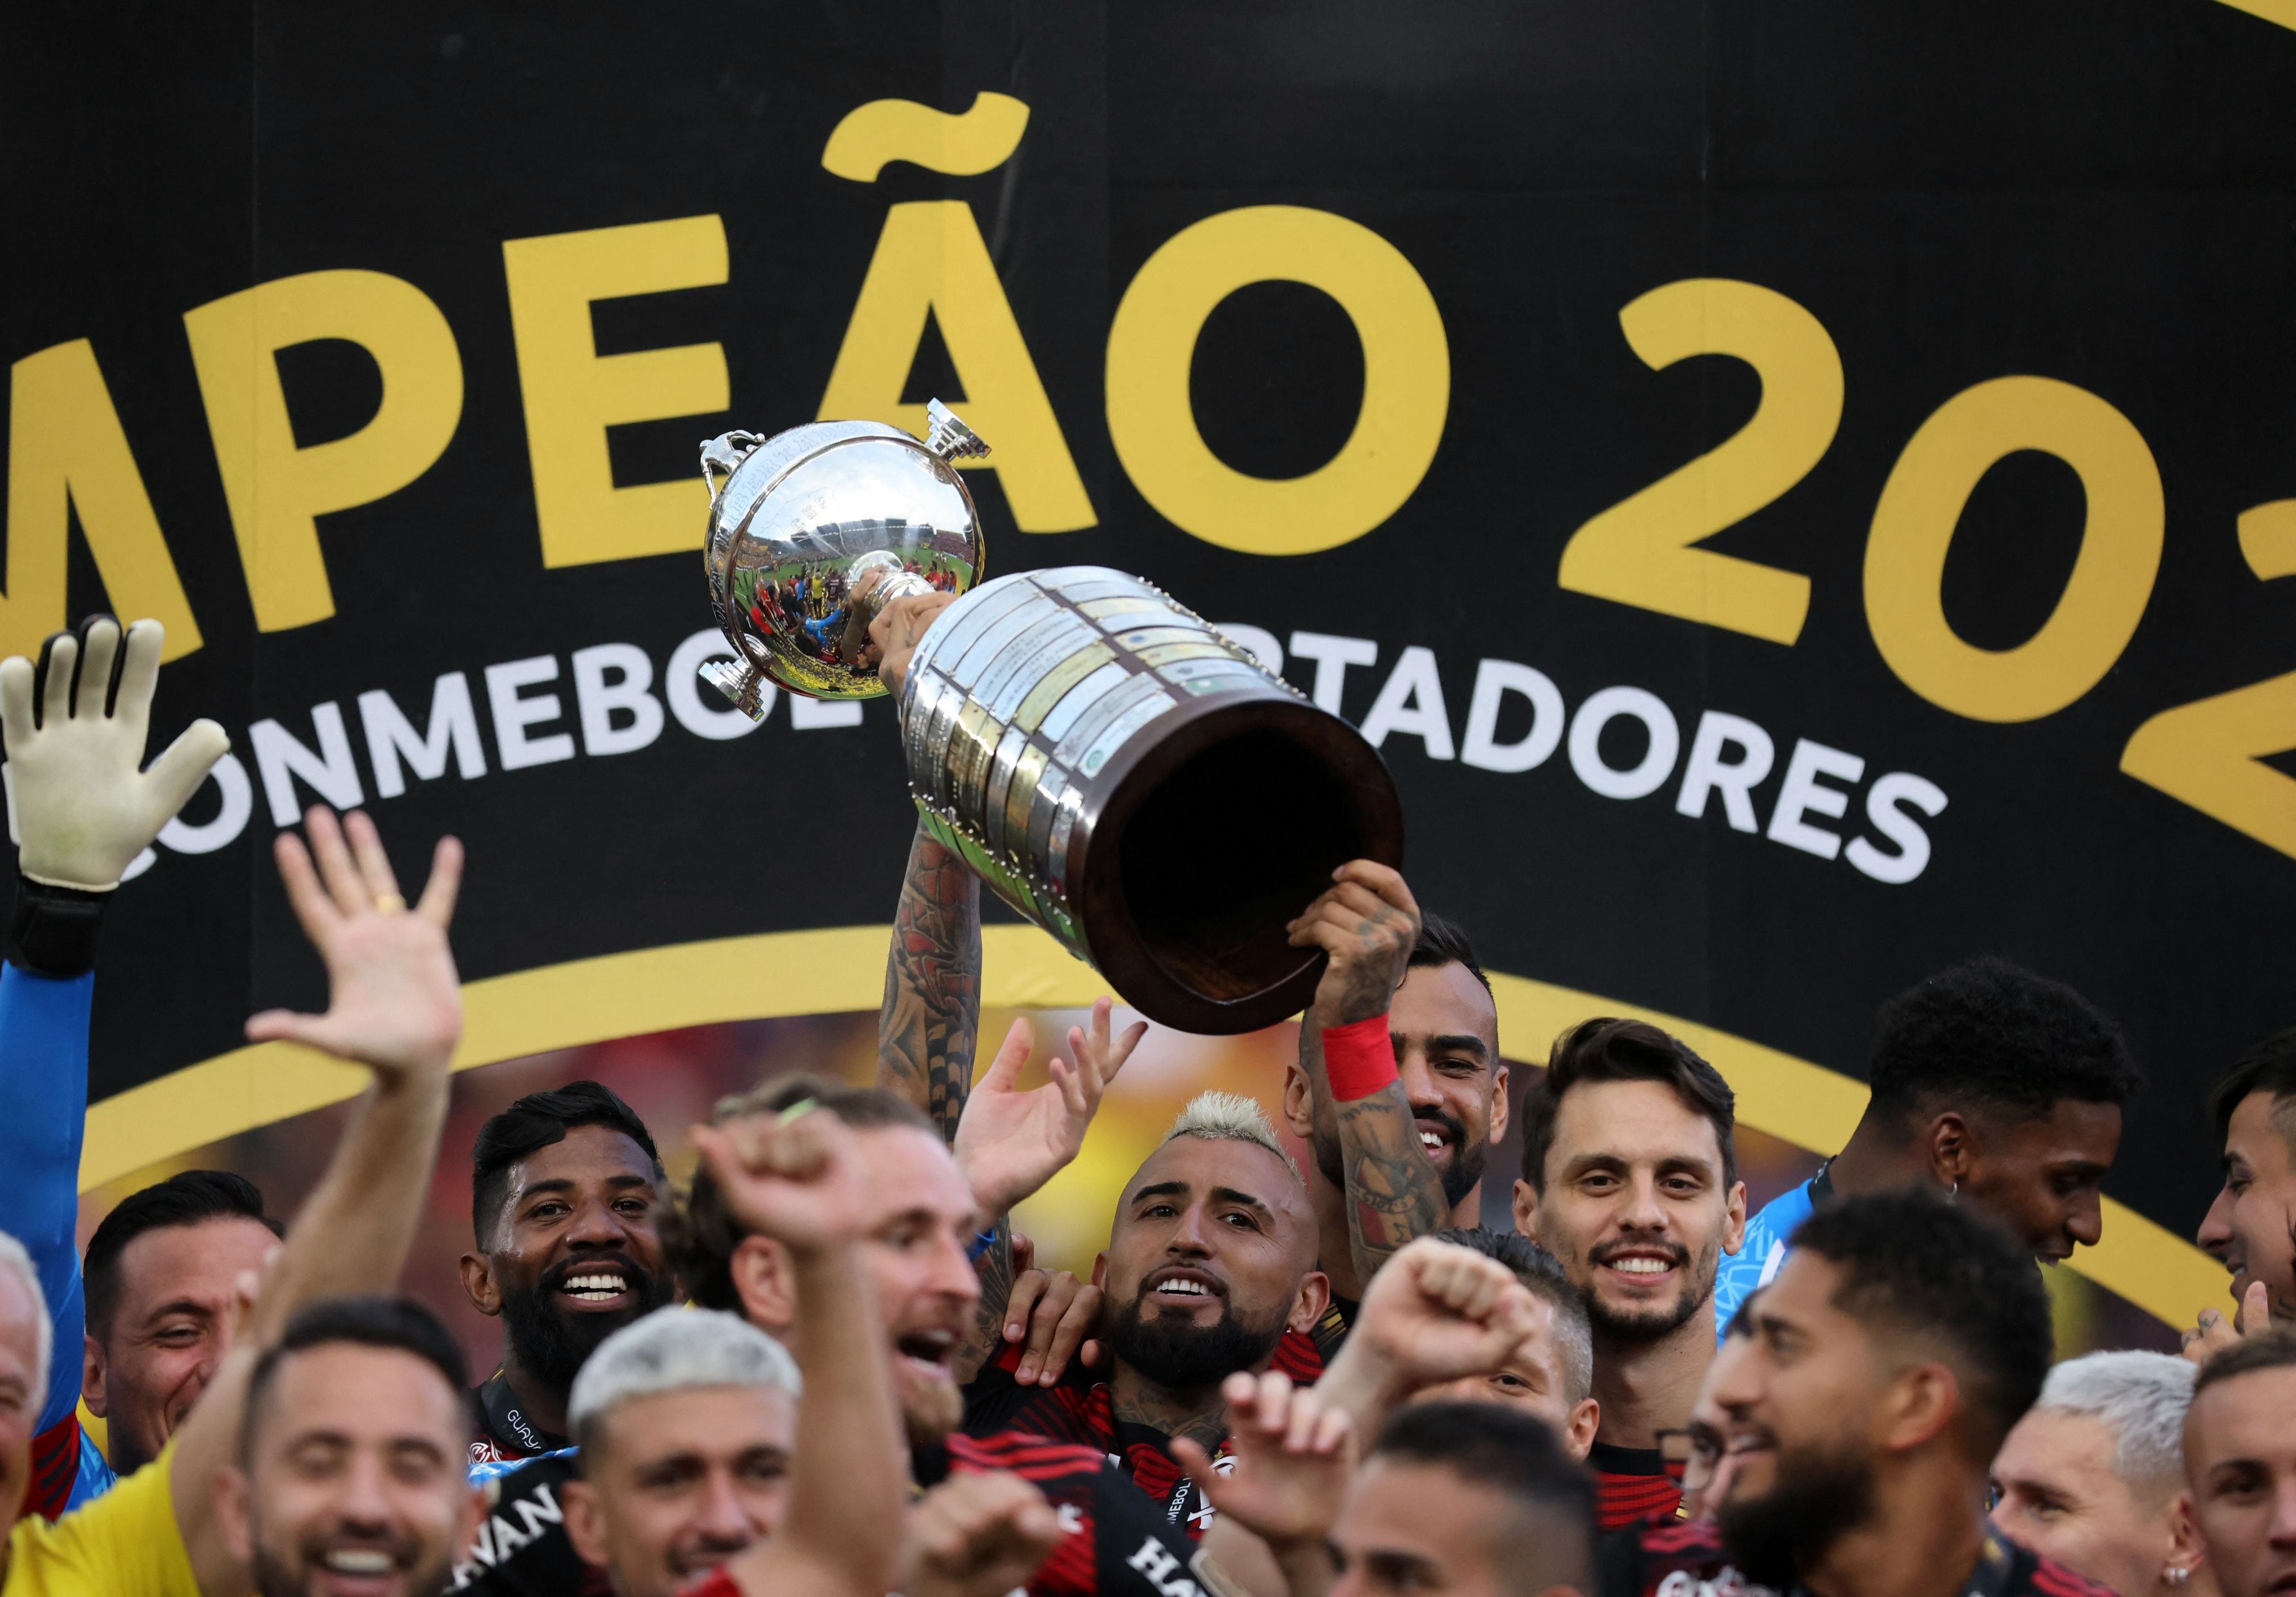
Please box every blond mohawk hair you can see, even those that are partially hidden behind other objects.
[1164,1090,1302,1187]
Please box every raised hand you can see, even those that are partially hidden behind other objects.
[2183,1279,2277,1365]
[0,615,229,890]
[1172,1372,1355,1551]
[1001,1262,1106,1387]
[1330,1237,1542,1402]
[244,807,462,1083]
[902,1470,1063,1597]
[870,588,958,695]
[1287,860,1421,1027]
[954,997,1148,1219]
[690,1103,873,1258]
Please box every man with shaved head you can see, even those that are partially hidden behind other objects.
[963,1093,1331,1533]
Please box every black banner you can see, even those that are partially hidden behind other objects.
[11,1,2295,1323]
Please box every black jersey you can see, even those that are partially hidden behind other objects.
[468,1370,569,1466]
[963,1330,1326,1536]
[450,1451,602,1596]
[929,1432,1232,1596]
[452,1431,1226,1597]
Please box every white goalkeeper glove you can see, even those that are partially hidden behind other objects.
[0,617,230,892]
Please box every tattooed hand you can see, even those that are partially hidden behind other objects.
[1288,860,1421,1027]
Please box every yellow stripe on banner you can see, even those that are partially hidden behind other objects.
[79,927,2225,1331]
[77,925,1096,1191]
[2213,0,2296,32]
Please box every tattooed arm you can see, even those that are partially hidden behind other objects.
[1289,861,1447,1291]
[1333,1080,1449,1276]
[878,821,983,1142]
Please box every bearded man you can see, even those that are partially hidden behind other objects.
[457,1082,679,1462]
[1512,1018,1746,1526]
[963,1093,1330,1533]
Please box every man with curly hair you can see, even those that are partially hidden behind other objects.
[1714,957,2142,1337]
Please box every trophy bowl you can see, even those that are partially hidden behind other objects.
[698,406,1403,1036]
[698,401,987,709]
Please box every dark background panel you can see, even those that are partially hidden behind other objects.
[3,0,2290,1236]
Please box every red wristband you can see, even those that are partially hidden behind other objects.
[1321,1014,1398,1101]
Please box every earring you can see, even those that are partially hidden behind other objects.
[1949,1181,1959,1202]
[2166,1566,2189,1587]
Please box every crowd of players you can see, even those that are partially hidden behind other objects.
[1,613,2293,1597]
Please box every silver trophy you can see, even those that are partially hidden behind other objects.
[698,400,988,712]
[699,405,1402,1035]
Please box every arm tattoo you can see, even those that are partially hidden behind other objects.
[957,1219,1013,1384]
[877,824,983,1143]
[1335,1082,1449,1280]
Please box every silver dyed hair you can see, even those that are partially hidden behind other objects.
[0,1231,51,1403]
[1164,1091,1302,1188]
[568,1307,802,1453]
[2033,1350,2196,1502]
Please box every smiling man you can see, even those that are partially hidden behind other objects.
[1600,1190,2109,1597]
[964,1094,1331,1530]
[679,1076,1226,1597]
[78,1173,285,1481]
[1714,957,2142,1336]
[2194,1031,2296,1344]
[1283,907,1508,1343]
[458,1083,678,1464]
[216,1297,485,1597]
[1513,1018,1746,1528]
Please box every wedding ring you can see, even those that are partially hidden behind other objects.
[373,892,407,915]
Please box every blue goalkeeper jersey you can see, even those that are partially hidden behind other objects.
[1711,1170,1823,1343]
[1,960,120,1513]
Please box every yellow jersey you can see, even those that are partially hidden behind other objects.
[3,1444,198,1597]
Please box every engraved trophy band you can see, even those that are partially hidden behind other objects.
[898,565,1402,1035]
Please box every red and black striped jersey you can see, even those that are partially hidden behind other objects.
[1588,1440,1685,1530]
[962,1330,1326,1537]
[26,1412,86,1522]
[1597,1516,2118,1597]
[931,1431,1218,1596]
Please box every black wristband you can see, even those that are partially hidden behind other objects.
[8,875,107,977]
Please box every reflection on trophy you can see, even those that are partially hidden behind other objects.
[698,403,1402,1035]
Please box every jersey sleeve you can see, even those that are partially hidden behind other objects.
[963,1339,1054,1435]
[0,958,98,1435]
[1712,1179,1811,1343]
[3,1444,200,1596]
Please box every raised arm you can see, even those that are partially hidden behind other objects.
[0,616,227,1488]
[691,1107,907,1597]
[1311,1237,1539,1442]
[878,821,983,1141]
[169,806,464,1596]
[950,1000,1143,1376]
[1288,862,1447,1290]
